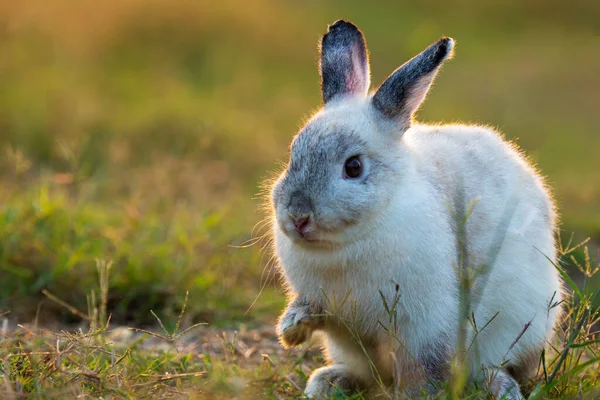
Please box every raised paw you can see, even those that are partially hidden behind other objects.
[277,297,322,348]
[305,365,362,398]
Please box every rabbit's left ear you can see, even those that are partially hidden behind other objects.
[372,37,454,129]
[320,20,370,105]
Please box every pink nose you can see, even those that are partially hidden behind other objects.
[292,214,310,232]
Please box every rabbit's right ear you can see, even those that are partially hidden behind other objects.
[319,20,370,105]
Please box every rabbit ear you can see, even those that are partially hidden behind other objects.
[372,37,454,128]
[320,20,370,105]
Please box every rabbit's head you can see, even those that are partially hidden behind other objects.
[271,20,453,248]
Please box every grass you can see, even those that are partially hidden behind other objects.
[1,238,599,399]
[1,264,320,399]
[0,0,599,398]
[0,185,282,326]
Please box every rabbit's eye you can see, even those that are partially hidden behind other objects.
[343,156,362,179]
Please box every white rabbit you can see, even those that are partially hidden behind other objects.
[269,20,562,399]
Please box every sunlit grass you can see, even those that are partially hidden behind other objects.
[0,186,282,325]
[1,238,598,398]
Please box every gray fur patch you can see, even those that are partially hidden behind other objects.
[288,190,312,218]
[418,338,452,384]
[283,127,367,216]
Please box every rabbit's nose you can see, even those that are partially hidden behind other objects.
[291,213,310,232]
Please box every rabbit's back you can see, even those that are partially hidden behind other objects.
[407,123,561,370]
[408,123,555,236]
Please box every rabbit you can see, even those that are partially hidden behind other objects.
[269,19,563,399]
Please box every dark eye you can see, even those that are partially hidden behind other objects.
[343,156,362,179]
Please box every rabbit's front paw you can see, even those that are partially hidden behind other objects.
[277,298,322,347]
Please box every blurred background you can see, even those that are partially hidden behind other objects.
[0,0,598,328]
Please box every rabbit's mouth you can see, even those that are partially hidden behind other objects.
[298,231,323,243]
[285,226,334,248]
[293,229,326,245]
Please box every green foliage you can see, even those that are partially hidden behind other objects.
[0,187,280,325]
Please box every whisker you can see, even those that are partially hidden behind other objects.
[246,250,279,315]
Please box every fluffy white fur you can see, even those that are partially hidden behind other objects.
[269,21,562,399]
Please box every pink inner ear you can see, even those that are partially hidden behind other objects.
[344,45,368,95]
[345,75,354,93]
[405,75,434,113]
